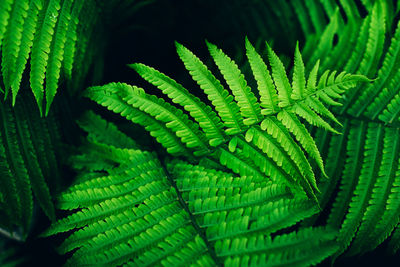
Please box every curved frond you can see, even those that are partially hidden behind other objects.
[86,39,365,203]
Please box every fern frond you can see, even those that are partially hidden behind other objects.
[327,120,368,229]
[227,136,297,188]
[0,1,13,49]
[335,123,384,256]
[46,113,333,266]
[217,146,264,179]
[172,159,318,241]
[277,110,326,177]
[340,0,386,113]
[348,127,400,255]
[86,40,366,201]
[351,19,400,118]
[308,120,350,220]
[306,5,400,249]
[355,1,386,77]
[319,119,400,258]
[13,102,55,221]
[294,102,337,133]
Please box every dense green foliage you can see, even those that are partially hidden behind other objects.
[42,111,337,266]
[1,0,400,266]
[86,41,367,203]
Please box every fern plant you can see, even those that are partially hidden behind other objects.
[40,38,370,266]
[2,0,400,265]
[85,39,368,204]
[44,111,339,266]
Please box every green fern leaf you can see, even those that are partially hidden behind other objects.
[45,115,330,266]
[129,63,226,146]
[85,83,193,157]
[335,123,384,256]
[266,42,292,108]
[29,0,61,115]
[45,0,73,116]
[245,37,279,116]
[62,0,84,79]
[348,127,400,255]
[247,123,317,201]
[292,42,306,100]
[176,41,244,135]
[277,110,326,177]
[1,0,30,96]
[9,0,43,105]
[217,227,338,267]
[207,40,262,125]
[0,0,13,49]
[351,19,400,117]
[86,83,209,156]
[86,39,367,202]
